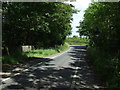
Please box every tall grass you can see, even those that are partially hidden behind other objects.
[87,47,120,89]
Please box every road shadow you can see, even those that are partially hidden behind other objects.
[2,46,104,90]
[2,57,52,79]
[68,45,104,89]
[2,57,75,90]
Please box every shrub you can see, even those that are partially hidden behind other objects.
[87,47,120,88]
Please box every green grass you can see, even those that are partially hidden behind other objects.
[65,37,89,45]
[87,47,120,88]
[2,44,69,64]
[25,43,69,57]
[2,53,27,64]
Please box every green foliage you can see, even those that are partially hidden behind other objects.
[24,44,69,57]
[2,53,27,64]
[72,35,78,38]
[87,47,120,88]
[77,2,120,51]
[2,2,75,54]
[77,2,120,88]
[66,37,89,45]
[25,49,57,57]
[2,44,69,64]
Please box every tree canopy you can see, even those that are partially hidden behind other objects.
[2,2,76,54]
[77,2,120,52]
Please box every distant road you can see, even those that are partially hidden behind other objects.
[1,45,103,90]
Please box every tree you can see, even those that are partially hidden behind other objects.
[77,2,120,52]
[2,2,76,54]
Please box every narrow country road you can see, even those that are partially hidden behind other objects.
[1,45,103,90]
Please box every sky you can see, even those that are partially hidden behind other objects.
[65,0,91,37]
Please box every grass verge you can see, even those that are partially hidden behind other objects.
[87,46,120,89]
[2,43,69,64]
[25,43,69,58]
[2,53,27,64]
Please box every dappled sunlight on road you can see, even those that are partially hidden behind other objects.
[2,46,104,90]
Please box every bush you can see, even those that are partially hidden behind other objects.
[2,52,27,64]
[87,47,120,88]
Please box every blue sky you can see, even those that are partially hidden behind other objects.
[65,0,91,37]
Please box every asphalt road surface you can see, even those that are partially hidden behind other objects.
[1,45,104,90]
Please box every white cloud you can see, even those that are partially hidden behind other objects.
[65,0,91,37]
